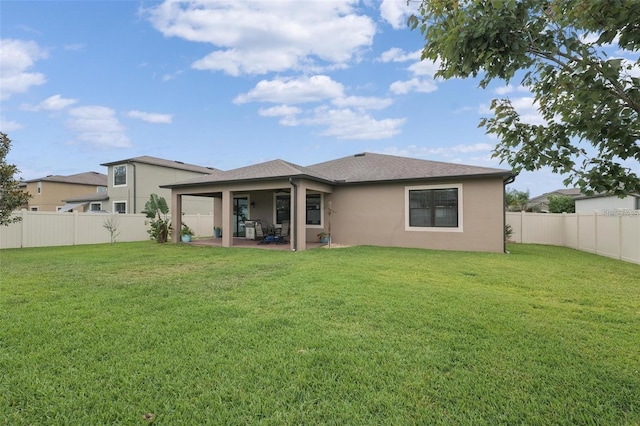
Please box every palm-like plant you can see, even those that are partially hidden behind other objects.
[142,193,171,243]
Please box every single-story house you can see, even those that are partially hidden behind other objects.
[162,152,515,253]
[575,192,640,213]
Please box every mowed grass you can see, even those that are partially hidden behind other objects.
[1,242,638,425]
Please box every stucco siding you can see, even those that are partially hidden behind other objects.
[325,178,505,252]
[575,195,639,213]
[26,181,102,212]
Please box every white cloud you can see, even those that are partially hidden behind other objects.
[146,0,375,76]
[0,39,48,100]
[389,77,437,94]
[378,47,420,63]
[509,96,545,125]
[21,94,78,111]
[127,110,172,124]
[234,75,344,104]
[332,95,392,110]
[64,43,86,51]
[67,106,131,148]
[258,105,301,126]
[379,0,416,29]
[380,142,498,164]
[0,116,23,132]
[258,105,301,117]
[383,49,440,95]
[494,84,529,95]
[300,106,405,140]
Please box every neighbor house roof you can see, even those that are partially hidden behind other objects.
[63,192,110,203]
[163,152,513,189]
[101,155,220,174]
[26,171,107,186]
[528,188,583,205]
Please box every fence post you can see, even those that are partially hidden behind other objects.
[519,210,524,243]
[73,211,79,246]
[21,209,27,248]
[593,211,598,255]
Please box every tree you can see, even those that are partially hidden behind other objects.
[505,188,530,211]
[142,193,171,243]
[0,132,31,225]
[548,194,576,213]
[409,0,640,196]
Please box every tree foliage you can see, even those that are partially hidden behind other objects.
[548,194,576,213]
[142,193,171,243]
[409,0,640,196]
[0,132,31,225]
[505,188,530,211]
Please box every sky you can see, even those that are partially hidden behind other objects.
[1,0,632,198]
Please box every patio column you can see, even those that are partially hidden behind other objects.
[171,192,183,243]
[213,196,222,235]
[292,180,307,252]
[221,189,232,248]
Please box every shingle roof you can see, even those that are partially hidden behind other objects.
[26,171,107,186]
[163,152,512,188]
[63,192,110,203]
[167,159,334,187]
[307,152,512,183]
[101,155,220,174]
[528,188,583,204]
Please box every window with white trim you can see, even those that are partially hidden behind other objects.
[406,184,462,231]
[113,165,127,186]
[90,202,102,211]
[37,182,42,194]
[113,201,126,214]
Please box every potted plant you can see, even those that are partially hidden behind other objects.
[214,226,222,238]
[181,223,195,243]
[317,231,329,244]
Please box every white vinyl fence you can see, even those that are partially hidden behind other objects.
[506,211,640,264]
[0,211,216,249]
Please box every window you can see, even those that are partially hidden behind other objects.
[113,165,127,186]
[90,202,102,211]
[306,193,321,225]
[30,207,38,211]
[275,195,290,224]
[37,182,42,194]
[406,184,462,231]
[113,201,126,214]
[97,186,107,193]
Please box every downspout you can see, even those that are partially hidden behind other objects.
[289,177,298,252]
[131,162,137,213]
[503,173,517,253]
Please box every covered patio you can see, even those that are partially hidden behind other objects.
[163,159,335,252]
[188,237,327,250]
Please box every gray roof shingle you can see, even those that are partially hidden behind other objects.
[26,171,107,186]
[163,152,512,188]
[307,152,512,183]
[101,155,220,174]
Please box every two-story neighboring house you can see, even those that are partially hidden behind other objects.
[24,172,107,212]
[86,156,222,214]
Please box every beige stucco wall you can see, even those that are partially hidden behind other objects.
[169,177,505,252]
[323,178,506,253]
[26,181,102,212]
[107,162,214,214]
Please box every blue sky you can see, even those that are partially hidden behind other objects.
[0,0,606,197]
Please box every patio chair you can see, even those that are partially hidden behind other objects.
[276,220,290,244]
[255,221,267,244]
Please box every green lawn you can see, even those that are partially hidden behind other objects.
[1,243,638,425]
